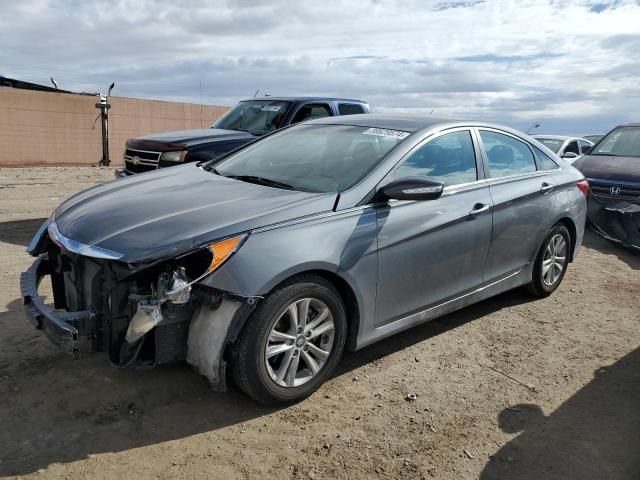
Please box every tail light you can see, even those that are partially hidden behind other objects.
[577,179,589,200]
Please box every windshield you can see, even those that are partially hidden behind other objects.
[535,138,563,153]
[212,100,292,136]
[211,124,407,193]
[592,127,640,157]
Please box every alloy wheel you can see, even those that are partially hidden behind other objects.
[542,233,567,286]
[264,298,335,388]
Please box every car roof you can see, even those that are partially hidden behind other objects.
[533,135,574,140]
[241,96,368,104]
[303,113,458,132]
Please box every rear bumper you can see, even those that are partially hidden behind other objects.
[20,254,95,356]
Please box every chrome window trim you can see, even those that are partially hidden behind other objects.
[386,127,482,185]
[476,127,542,179]
[48,219,124,260]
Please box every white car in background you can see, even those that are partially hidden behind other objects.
[533,135,594,163]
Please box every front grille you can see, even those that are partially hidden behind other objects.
[588,179,640,201]
[125,161,157,173]
[124,148,161,161]
[124,148,161,173]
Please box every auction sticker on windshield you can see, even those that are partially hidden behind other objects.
[261,106,282,112]
[363,128,410,139]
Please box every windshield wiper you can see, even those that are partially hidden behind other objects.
[226,175,296,190]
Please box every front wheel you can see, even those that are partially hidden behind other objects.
[526,224,571,298]
[232,275,347,405]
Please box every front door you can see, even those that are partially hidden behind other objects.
[374,129,493,326]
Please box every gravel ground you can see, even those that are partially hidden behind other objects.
[0,167,638,480]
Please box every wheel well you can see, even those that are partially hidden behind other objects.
[556,217,577,261]
[308,270,360,351]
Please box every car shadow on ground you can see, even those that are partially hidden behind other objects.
[480,347,640,480]
[582,227,639,270]
[0,218,48,247]
[0,288,537,476]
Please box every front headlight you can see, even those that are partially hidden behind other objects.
[160,150,188,163]
[174,234,247,285]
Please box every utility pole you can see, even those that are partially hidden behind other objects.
[96,82,115,166]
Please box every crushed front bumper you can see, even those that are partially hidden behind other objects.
[20,254,95,356]
[588,197,640,251]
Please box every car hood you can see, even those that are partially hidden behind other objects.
[576,154,640,182]
[53,164,337,263]
[127,128,255,150]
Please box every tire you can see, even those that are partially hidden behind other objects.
[231,274,347,405]
[525,224,571,298]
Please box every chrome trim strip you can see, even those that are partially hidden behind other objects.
[48,220,124,260]
[125,148,162,157]
[587,177,640,187]
[380,269,523,328]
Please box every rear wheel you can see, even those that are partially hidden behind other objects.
[526,224,571,297]
[232,275,347,405]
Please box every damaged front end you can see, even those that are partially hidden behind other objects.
[587,179,640,251]
[20,219,254,388]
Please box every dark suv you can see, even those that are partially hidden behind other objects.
[115,97,369,177]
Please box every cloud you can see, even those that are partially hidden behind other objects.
[0,0,639,133]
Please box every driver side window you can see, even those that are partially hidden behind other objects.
[394,130,477,187]
[291,104,332,124]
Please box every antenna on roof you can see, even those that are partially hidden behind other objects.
[254,89,260,97]
[50,77,58,89]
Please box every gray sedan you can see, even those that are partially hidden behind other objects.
[22,115,588,404]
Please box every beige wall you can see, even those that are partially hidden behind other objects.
[0,88,228,167]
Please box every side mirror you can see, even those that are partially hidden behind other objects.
[580,145,592,155]
[562,152,578,159]
[379,177,444,201]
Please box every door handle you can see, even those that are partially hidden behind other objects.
[469,203,491,216]
[540,182,555,193]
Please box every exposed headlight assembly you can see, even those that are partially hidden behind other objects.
[125,234,247,343]
[160,150,188,163]
[166,234,247,295]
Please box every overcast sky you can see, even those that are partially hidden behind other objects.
[1,0,639,134]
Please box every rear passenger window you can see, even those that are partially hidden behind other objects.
[533,146,559,170]
[338,103,365,115]
[480,131,537,177]
[395,130,477,187]
[291,104,332,124]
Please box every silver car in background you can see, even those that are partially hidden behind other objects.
[22,115,588,405]
[534,135,594,163]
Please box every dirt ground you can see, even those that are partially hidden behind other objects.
[0,167,638,480]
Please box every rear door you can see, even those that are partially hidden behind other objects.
[374,128,493,325]
[478,129,559,282]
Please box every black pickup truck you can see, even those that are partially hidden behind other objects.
[115,96,370,177]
